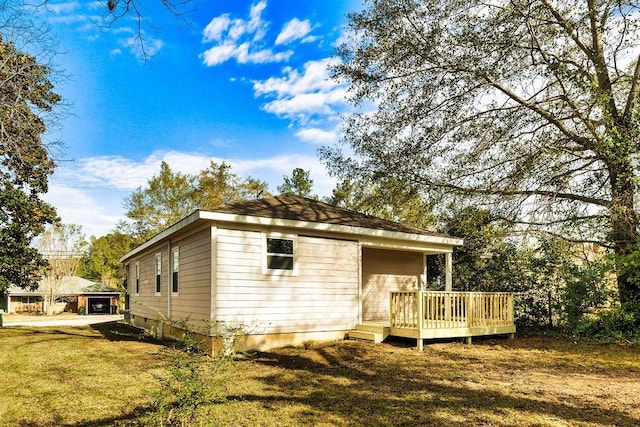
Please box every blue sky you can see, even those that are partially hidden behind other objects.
[33,0,363,237]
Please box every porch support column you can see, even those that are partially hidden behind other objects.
[445,252,453,291]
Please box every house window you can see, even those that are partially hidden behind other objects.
[20,296,39,304]
[266,237,294,270]
[135,262,140,295]
[155,253,162,294]
[171,247,179,293]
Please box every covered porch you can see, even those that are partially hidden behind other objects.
[351,289,516,350]
[353,238,515,350]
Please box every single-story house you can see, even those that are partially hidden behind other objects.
[2,276,122,315]
[121,194,516,352]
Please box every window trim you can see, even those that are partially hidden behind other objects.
[134,262,140,295]
[155,253,162,296]
[263,233,298,276]
[171,247,179,294]
[20,296,40,304]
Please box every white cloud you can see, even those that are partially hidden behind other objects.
[275,18,312,45]
[235,43,293,64]
[248,0,268,34]
[230,153,336,196]
[228,18,250,41]
[262,90,346,117]
[295,128,339,145]
[202,43,237,66]
[200,0,297,66]
[202,14,232,42]
[47,150,337,237]
[44,1,81,14]
[43,185,125,238]
[254,58,339,95]
[253,58,348,121]
[120,34,164,59]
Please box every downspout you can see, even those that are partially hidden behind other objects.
[210,225,217,331]
[357,242,362,324]
[167,240,172,321]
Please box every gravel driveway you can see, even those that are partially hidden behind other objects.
[2,314,124,327]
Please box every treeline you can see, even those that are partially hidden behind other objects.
[71,160,636,342]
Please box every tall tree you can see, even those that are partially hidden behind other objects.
[194,161,270,209]
[326,178,437,230]
[79,232,136,288]
[36,224,87,315]
[123,161,271,239]
[443,207,524,292]
[325,0,640,305]
[123,161,197,240]
[0,34,59,292]
[277,168,316,199]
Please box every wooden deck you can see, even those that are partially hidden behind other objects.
[390,291,515,350]
[351,291,516,350]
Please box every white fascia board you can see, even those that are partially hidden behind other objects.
[359,240,455,253]
[120,210,464,263]
[198,211,464,248]
[120,211,202,262]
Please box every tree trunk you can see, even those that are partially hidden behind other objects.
[609,162,640,305]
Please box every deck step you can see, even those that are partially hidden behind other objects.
[348,330,384,343]
[348,324,390,343]
[355,323,389,334]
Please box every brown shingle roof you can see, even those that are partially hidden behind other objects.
[9,276,121,295]
[209,194,446,237]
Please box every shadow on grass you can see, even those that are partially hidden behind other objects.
[15,405,156,427]
[2,322,161,348]
[3,327,107,349]
[245,341,639,426]
[89,321,157,343]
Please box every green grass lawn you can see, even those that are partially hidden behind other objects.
[1,322,639,426]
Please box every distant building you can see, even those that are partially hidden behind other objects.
[1,276,121,315]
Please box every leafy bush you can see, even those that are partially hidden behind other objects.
[147,325,236,426]
[572,302,640,344]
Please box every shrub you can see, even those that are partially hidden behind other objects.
[572,302,640,344]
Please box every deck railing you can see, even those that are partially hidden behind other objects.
[390,291,514,331]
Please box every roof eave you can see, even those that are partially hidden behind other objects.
[121,210,463,263]
[200,211,464,247]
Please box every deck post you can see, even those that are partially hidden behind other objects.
[444,252,453,291]
[416,291,424,331]
[417,338,424,351]
[466,336,473,345]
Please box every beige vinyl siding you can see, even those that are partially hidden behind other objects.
[215,228,359,334]
[362,247,423,321]
[170,227,212,325]
[129,247,168,320]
